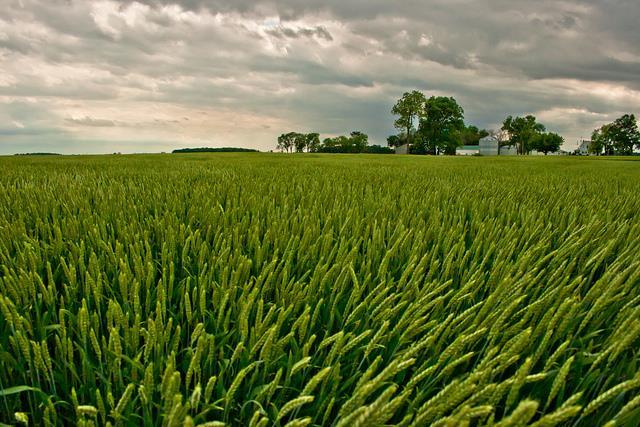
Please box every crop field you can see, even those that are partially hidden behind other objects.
[1,153,639,426]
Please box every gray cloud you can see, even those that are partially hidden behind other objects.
[267,25,333,41]
[0,0,639,154]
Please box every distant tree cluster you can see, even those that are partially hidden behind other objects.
[388,91,493,155]
[276,132,321,153]
[172,147,259,153]
[388,90,565,155]
[460,126,490,146]
[501,115,564,155]
[14,152,61,156]
[277,91,638,157]
[364,144,395,154]
[589,114,640,155]
[319,131,368,153]
[277,131,393,154]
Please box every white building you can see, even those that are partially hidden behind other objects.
[576,139,592,155]
[455,136,518,156]
[479,136,499,156]
[457,145,479,155]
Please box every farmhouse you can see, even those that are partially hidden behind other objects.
[576,139,592,155]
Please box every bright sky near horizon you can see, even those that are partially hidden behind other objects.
[1,0,639,154]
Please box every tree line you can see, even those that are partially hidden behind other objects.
[276,90,639,156]
[173,147,259,153]
[276,131,393,154]
[590,114,640,155]
[387,90,567,155]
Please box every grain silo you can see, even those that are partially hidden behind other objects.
[479,136,499,156]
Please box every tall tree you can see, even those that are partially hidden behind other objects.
[386,133,407,148]
[350,131,368,153]
[532,132,564,155]
[590,124,615,155]
[320,136,350,153]
[459,125,489,146]
[591,114,640,155]
[318,132,370,153]
[391,91,427,147]
[488,129,510,147]
[501,115,546,155]
[293,133,307,153]
[305,133,321,153]
[417,96,465,155]
[277,132,297,153]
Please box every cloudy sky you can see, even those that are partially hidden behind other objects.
[1,0,639,154]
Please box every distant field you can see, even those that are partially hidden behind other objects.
[1,153,639,426]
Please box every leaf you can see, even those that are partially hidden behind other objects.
[0,385,43,397]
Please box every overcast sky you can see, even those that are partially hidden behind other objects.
[1,0,639,154]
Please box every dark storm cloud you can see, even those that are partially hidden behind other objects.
[0,0,638,154]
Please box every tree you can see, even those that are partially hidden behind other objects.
[417,96,465,155]
[365,145,394,154]
[386,133,407,148]
[278,132,321,153]
[532,132,563,155]
[501,115,546,155]
[350,131,368,153]
[305,133,321,153]
[459,125,489,146]
[321,137,338,151]
[591,114,640,155]
[293,133,307,153]
[318,132,370,153]
[610,114,640,154]
[336,136,353,152]
[391,91,427,147]
[488,129,510,147]
[319,136,350,153]
[590,125,612,155]
[277,132,297,153]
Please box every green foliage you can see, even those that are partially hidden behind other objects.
[305,133,321,153]
[277,132,303,153]
[458,125,489,146]
[531,132,564,155]
[591,114,640,155]
[388,93,484,156]
[391,90,427,146]
[13,152,62,156]
[364,145,394,154]
[416,96,465,155]
[1,154,640,426]
[172,148,259,153]
[502,115,546,154]
[278,132,368,154]
[318,132,369,153]
[293,133,308,153]
[386,134,407,148]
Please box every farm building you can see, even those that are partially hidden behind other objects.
[457,145,480,155]
[455,136,518,156]
[576,139,592,155]
[479,136,500,155]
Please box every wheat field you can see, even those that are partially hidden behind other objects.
[1,153,639,426]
